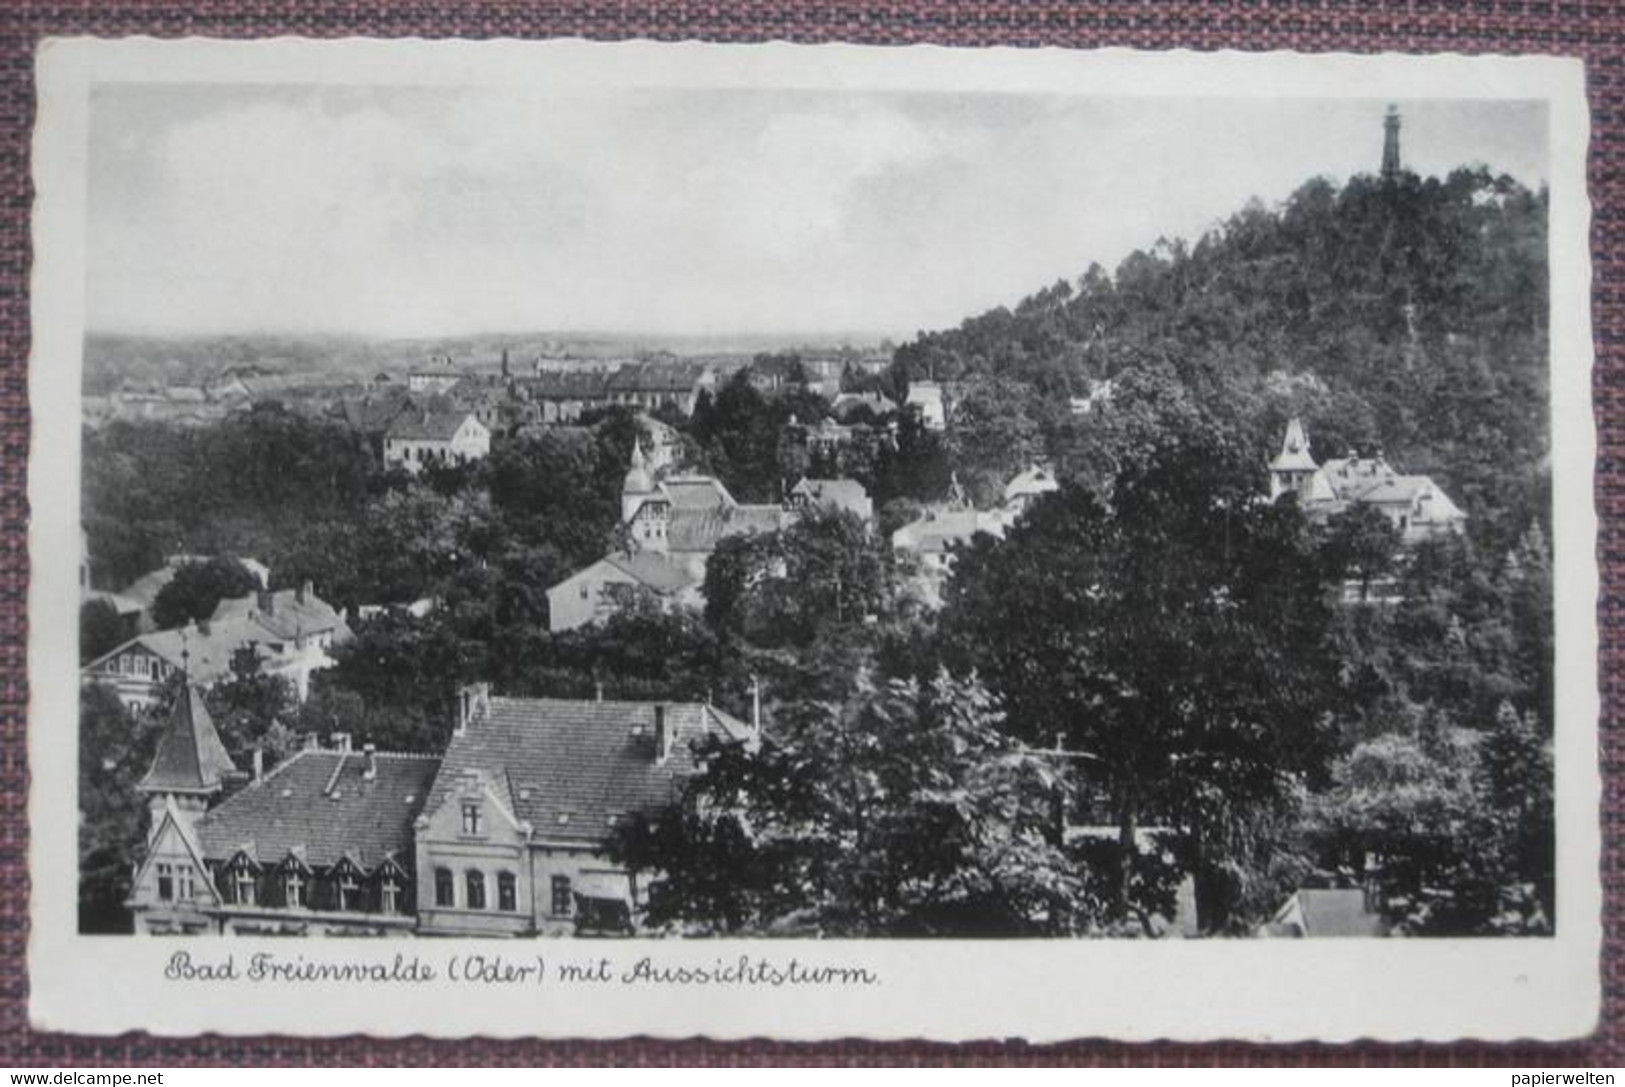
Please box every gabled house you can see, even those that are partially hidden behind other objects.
[81,583,351,709]
[546,551,700,634]
[407,355,466,395]
[127,683,439,936]
[789,478,875,523]
[1268,418,1467,545]
[414,686,757,936]
[383,410,491,475]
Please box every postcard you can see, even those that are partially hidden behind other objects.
[27,38,1599,1042]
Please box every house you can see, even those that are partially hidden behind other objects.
[1268,419,1467,545]
[831,390,897,420]
[1069,378,1116,417]
[547,440,792,630]
[520,371,612,423]
[1257,888,1388,938]
[413,687,757,936]
[81,583,350,709]
[789,478,875,523]
[891,508,1009,609]
[383,411,491,475]
[127,687,437,936]
[119,555,272,621]
[127,684,761,938]
[1002,464,1060,517]
[546,551,700,633]
[617,439,790,581]
[604,362,714,416]
[905,381,948,431]
[407,355,466,395]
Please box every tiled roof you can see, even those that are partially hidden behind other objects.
[197,750,441,870]
[1271,418,1318,473]
[523,372,610,399]
[1004,466,1059,503]
[606,363,706,394]
[385,411,478,442]
[659,477,735,510]
[1280,888,1386,937]
[893,510,1007,553]
[426,697,752,845]
[88,616,282,687]
[602,552,698,595]
[139,686,238,795]
[791,478,873,518]
[211,588,350,642]
[668,504,787,553]
[831,391,897,417]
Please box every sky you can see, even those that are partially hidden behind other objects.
[85,86,1548,341]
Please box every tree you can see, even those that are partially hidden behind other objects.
[79,684,162,932]
[702,507,896,647]
[612,672,1083,936]
[79,599,127,664]
[150,557,259,630]
[938,386,1342,932]
[1303,700,1553,935]
[204,646,298,760]
[1319,502,1401,601]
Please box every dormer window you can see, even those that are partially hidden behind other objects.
[156,863,174,902]
[380,874,401,914]
[233,868,256,906]
[461,801,483,836]
[337,871,360,911]
[283,869,306,909]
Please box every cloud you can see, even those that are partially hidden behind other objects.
[84,87,1548,338]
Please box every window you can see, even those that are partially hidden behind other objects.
[283,869,306,909]
[579,584,590,600]
[550,875,573,918]
[156,863,174,902]
[434,867,454,908]
[461,802,483,836]
[498,871,517,912]
[177,864,196,901]
[466,870,487,910]
[380,875,401,914]
[337,872,360,911]
[233,868,256,906]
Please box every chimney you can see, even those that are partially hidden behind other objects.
[197,618,210,637]
[252,747,264,784]
[595,681,604,703]
[456,682,491,735]
[333,732,352,754]
[296,579,312,605]
[258,589,275,616]
[751,676,762,737]
[362,743,377,781]
[654,705,673,763]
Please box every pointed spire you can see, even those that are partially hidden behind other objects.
[138,684,237,796]
[1270,418,1318,472]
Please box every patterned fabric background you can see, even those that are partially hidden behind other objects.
[0,0,1616,1067]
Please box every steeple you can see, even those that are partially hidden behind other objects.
[138,683,238,843]
[1381,104,1402,182]
[621,437,655,523]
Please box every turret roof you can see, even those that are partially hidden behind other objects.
[139,685,238,796]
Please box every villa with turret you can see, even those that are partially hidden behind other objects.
[126,676,759,937]
[1268,418,1467,544]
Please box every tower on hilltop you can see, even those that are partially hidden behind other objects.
[1381,104,1402,182]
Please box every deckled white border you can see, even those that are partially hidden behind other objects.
[27,38,1600,1042]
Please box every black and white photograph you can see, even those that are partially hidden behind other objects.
[28,40,1598,1041]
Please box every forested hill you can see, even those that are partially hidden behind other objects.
[890,166,1549,552]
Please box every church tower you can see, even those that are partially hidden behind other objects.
[1381,104,1402,182]
[137,681,238,844]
